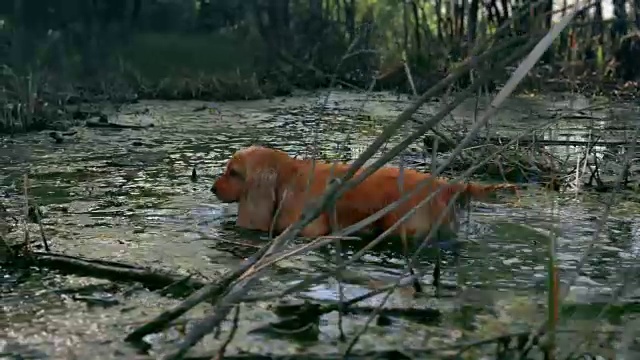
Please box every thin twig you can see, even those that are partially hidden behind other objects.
[31,199,50,252]
[328,156,346,342]
[22,174,31,256]
[214,305,241,360]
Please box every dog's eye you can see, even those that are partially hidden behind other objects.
[228,169,242,178]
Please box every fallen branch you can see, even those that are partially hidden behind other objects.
[19,251,206,296]
[422,133,629,150]
[265,301,443,328]
[85,116,154,129]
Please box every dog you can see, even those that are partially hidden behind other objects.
[211,145,517,241]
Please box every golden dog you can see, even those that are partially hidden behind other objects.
[211,145,517,240]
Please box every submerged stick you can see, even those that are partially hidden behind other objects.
[31,251,206,293]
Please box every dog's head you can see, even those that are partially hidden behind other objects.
[211,145,294,231]
[212,145,293,201]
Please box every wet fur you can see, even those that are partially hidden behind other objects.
[211,145,517,239]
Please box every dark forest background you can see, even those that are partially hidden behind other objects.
[0,0,639,131]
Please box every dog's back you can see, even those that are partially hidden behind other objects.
[273,151,515,240]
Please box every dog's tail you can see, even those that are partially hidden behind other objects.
[439,181,519,206]
[465,182,519,201]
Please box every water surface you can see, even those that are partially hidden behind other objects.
[2,90,639,358]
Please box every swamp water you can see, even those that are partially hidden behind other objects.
[1,90,640,359]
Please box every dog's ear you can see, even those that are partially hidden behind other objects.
[236,168,277,232]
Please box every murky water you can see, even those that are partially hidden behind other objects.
[2,90,640,358]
